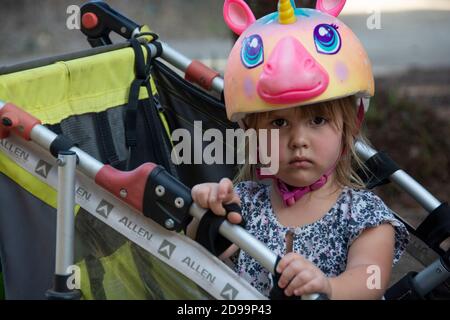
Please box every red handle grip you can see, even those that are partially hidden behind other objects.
[95,163,158,212]
[0,103,41,140]
[185,60,220,91]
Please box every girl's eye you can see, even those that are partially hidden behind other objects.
[241,34,264,69]
[311,117,327,126]
[313,24,342,55]
[272,119,288,127]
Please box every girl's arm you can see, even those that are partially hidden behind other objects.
[328,223,395,299]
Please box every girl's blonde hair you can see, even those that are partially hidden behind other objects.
[234,96,369,190]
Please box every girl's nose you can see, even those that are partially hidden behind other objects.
[288,124,309,150]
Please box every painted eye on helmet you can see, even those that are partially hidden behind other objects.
[314,24,342,55]
[241,34,264,69]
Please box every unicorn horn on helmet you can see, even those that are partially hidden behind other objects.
[278,0,297,24]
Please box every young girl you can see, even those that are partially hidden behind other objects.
[189,0,409,299]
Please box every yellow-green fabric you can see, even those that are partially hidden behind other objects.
[78,241,211,300]
[0,47,157,125]
[0,152,58,209]
[0,46,157,205]
[0,47,204,300]
[0,48,156,124]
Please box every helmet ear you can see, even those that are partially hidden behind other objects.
[316,0,346,17]
[223,0,256,35]
[356,98,366,130]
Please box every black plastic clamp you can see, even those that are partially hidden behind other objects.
[144,166,193,233]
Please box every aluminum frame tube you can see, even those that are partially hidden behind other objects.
[412,258,450,297]
[355,141,441,212]
[55,151,77,276]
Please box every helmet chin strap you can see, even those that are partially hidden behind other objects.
[256,165,336,207]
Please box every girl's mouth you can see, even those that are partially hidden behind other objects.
[289,159,313,168]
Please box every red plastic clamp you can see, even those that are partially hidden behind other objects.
[0,103,42,140]
[95,163,158,212]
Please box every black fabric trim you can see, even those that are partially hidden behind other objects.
[269,256,295,300]
[358,151,401,189]
[125,38,152,149]
[385,272,423,300]
[269,257,314,300]
[94,112,120,167]
[195,203,243,256]
[49,135,76,158]
[153,41,163,57]
[416,203,450,254]
[153,60,229,126]
[223,203,241,216]
[125,38,173,172]
[269,256,328,300]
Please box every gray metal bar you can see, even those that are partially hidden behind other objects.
[189,203,278,273]
[412,258,450,296]
[390,171,442,212]
[355,140,442,212]
[55,151,77,276]
[30,125,103,178]
[211,77,225,94]
[0,43,130,76]
[147,42,224,93]
[131,27,141,39]
[157,42,192,71]
[189,203,320,300]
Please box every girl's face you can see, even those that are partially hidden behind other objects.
[257,106,344,187]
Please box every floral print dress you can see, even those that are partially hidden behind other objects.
[231,181,410,297]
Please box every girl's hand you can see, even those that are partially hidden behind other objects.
[276,252,332,298]
[191,178,242,224]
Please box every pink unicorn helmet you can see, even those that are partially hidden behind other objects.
[223,0,374,123]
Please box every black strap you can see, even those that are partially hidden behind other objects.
[125,38,173,171]
[46,123,63,135]
[416,203,450,254]
[384,272,423,300]
[94,112,121,167]
[195,203,243,256]
[125,38,151,149]
[135,32,163,58]
[269,256,292,300]
[357,151,401,189]
[49,134,76,158]
[269,257,329,300]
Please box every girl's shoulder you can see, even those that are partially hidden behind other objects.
[340,187,390,213]
[340,187,410,263]
[337,187,396,225]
